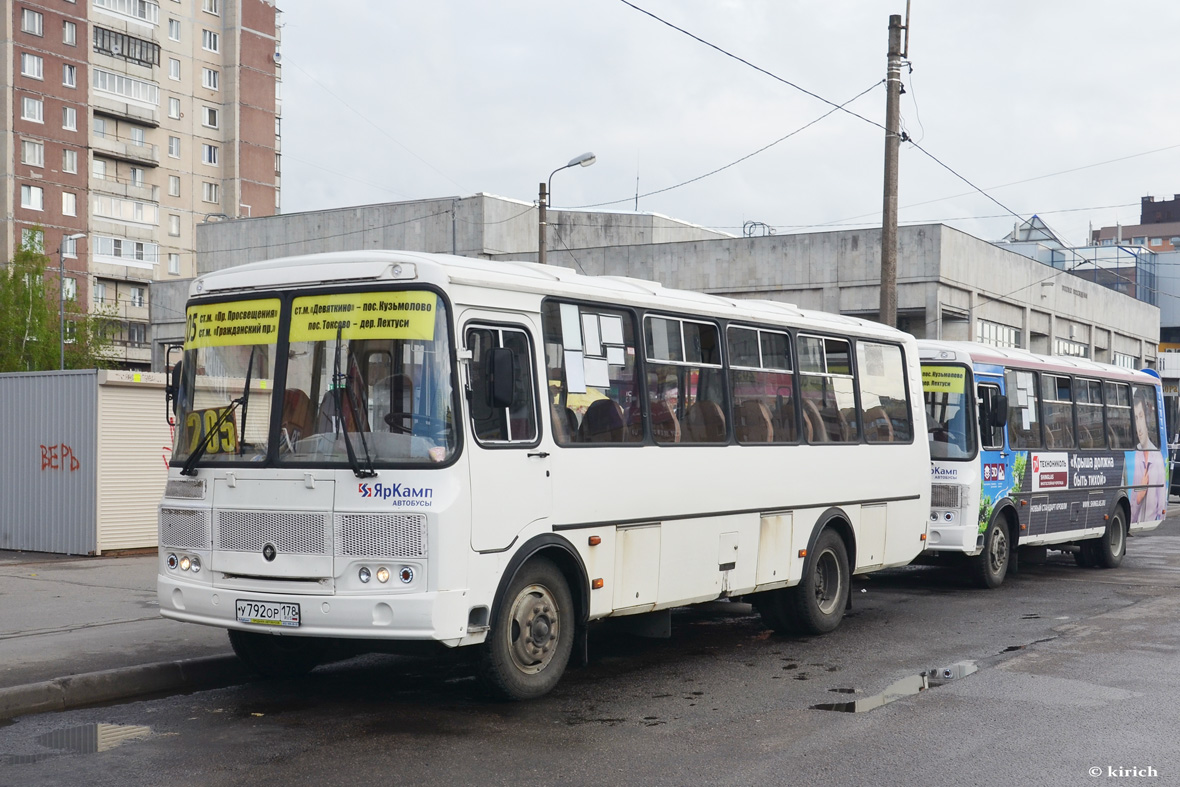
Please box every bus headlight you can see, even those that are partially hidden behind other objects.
[376,567,390,583]
[358,566,371,584]
[179,556,191,572]
[167,553,178,570]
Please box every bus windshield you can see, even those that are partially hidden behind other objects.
[922,364,976,460]
[173,298,280,465]
[277,289,456,466]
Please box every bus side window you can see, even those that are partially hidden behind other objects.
[799,335,858,443]
[1075,378,1106,449]
[727,326,797,445]
[977,384,1004,450]
[1105,382,1134,449]
[646,316,727,444]
[466,326,538,445]
[1041,374,1075,450]
[1004,369,1042,449]
[856,341,911,443]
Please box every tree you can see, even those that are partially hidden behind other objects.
[0,233,117,372]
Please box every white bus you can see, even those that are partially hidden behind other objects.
[920,340,1168,587]
[158,250,930,699]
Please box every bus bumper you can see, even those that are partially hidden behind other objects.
[158,575,475,645]
[923,522,982,555]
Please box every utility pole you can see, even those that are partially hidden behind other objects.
[879,13,904,329]
[538,182,548,265]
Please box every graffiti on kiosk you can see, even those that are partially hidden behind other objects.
[41,444,80,472]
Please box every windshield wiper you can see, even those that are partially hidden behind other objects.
[180,346,256,476]
[333,327,376,479]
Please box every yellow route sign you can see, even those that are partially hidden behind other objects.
[922,365,967,394]
[289,291,437,342]
[185,299,280,349]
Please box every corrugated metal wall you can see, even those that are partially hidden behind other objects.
[0,371,98,554]
[96,372,173,552]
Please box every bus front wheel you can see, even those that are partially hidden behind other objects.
[972,518,1009,589]
[1093,508,1126,569]
[479,557,574,701]
[228,629,323,678]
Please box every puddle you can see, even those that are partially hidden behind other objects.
[811,661,977,713]
[2,723,151,765]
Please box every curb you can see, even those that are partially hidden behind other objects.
[0,655,248,721]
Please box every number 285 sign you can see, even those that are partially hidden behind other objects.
[184,406,238,455]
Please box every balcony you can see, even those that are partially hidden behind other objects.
[90,173,159,203]
[92,93,160,129]
[91,130,160,167]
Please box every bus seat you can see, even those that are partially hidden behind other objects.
[280,389,314,441]
[550,404,571,443]
[578,399,625,442]
[649,398,681,443]
[684,400,726,443]
[863,406,894,442]
[774,398,797,442]
[736,400,773,443]
[802,399,827,443]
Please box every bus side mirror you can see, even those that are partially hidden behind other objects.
[486,348,515,409]
[991,395,1008,428]
[165,358,183,422]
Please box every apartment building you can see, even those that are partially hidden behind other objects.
[3,0,280,369]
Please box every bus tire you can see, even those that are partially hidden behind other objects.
[1073,542,1096,568]
[228,629,323,678]
[787,529,850,635]
[972,517,1009,589]
[479,557,574,701]
[1093,508,1126,569]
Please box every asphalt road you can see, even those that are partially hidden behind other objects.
[4,514,1180,787]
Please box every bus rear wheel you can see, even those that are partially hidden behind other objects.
[972,518,1009,589]
[784,529,850,635]
[1093,508,1126,569]
[228,629,323,678]
[479,557,574,701]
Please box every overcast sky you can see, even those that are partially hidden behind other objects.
[274,0,1180,250]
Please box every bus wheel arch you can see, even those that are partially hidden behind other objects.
[480,535,588,700]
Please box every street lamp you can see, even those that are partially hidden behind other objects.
[59,232,86,370]
[538,152,596,265]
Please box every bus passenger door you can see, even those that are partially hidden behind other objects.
[464,321,551,552]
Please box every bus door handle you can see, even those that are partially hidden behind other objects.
[528,451,550,459]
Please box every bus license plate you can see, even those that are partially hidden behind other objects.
[236,599,300,628]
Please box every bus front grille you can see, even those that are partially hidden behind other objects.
[335,513,427,559]
[930,484,964,509]
[216,510,329,555]
[159,507,211,550]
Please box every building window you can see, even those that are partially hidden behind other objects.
[168,136,180,157]
[168,253,180,274]
[169,214,180,236]
[202,0,219,14]
[202,144,218,165]
[93,117,108,137]
[63,20,77,45]
[93,0,159,24]
[202,182,219,203]
[275,153,281,175]
[20,53,44,79]
[62,234,78,258]
[21,184,44,210]
[1132,236,1146,245]
[202,106,219,128]
[63,148,78,173]
[94,281,107,305]
[130,167,145,187]
[21,139,45,167]
[94,237,159,267]
[63,192,77,216]
[63,278,77,300]
[128,323,147,346]
[202,68,219,90]
[93,158,108,179]
[93,68,159,106]
[977,319,1019,349]
[168,175,181,196]
[1114,352,1138,369]
[1100,238,1113,247]
[63,106,77,130]
[130,286,146,308]
[168,18,180,40]
[63,64,77,87]
[22,228,45,252]
[1150,238,1163,247]
[21,9,43,36]
[202,29,219,52]
[169,97,181,118]
[1054,338,1088,358]
[92,195,160,226]
[169,58,180,80]
[21,96,43,122]
[130,126,145,146]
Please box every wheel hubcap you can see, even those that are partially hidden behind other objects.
[507,584,560,675]
[990,527,1008,573]
[1110,520,1124,555]
[814,550,842,615]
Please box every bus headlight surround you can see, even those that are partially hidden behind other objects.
[376,567,390,584]
[179,556,191,572]
[399,566,414,584]
[190,556,201,573]
[358,566,371,584]
[167,553,178,570]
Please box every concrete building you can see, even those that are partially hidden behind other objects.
[155,194,1158,378]
[3,0,281,369]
